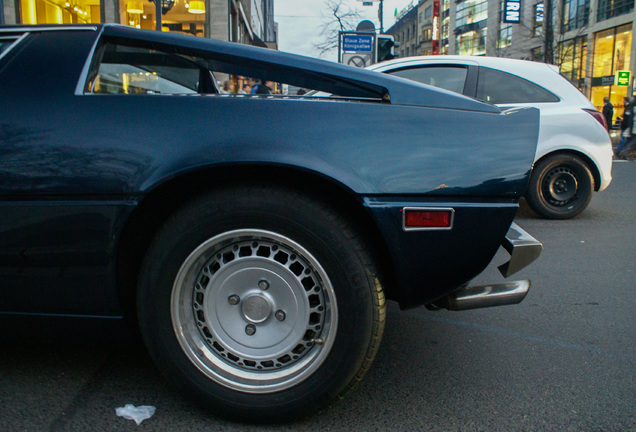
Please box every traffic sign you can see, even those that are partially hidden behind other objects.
[342,35,373,53]
[342,53,371,68]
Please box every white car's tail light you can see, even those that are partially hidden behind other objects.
[583,108,608,131]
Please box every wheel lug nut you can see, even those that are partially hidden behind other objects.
[275,310,286,321]
[258,280,270,290]
[245,324,256,336]
[228,295,240,305]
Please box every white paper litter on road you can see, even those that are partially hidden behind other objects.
[115,404,156,425]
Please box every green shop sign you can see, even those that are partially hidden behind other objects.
[617,71,630,86]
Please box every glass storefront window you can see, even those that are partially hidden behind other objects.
[119,0,205,35]
[591,25,632,124]
[594,28,616,77]
[455,0,487,56]
[559,36,586,87]
[20,0,100,24]
[456,0,488,27]
[456,27,487,56]
[560,41,574,78]
[613,26,631,72]
[590,86,626,126]
[593,25,631,77]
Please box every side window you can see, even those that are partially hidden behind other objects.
[87,43,217,95]
[387,66,468,94]
[83,37,389,101]
[476,67,559,104]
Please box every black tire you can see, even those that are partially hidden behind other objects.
[137,185,385,422]
[525,154,594,219]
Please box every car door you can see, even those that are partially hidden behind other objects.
[0,29,224,316]
[0,29,129,316]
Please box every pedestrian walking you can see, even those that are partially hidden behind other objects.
[617,97,636,160]
[603,96,614,129]
[615,96,632,157]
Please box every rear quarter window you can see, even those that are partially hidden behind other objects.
[476,67,559,104]
[83,34,389,101]
[87,43,206,95]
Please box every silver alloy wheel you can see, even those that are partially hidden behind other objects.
[171,229,338,393]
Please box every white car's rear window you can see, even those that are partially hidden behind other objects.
[477,67,559,104]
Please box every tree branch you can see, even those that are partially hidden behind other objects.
[313,0,362,57]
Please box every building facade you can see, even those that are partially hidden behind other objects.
[414,0,439,56]
[1,0,276,49]
[386,0,635,115]
[388,4,419,58]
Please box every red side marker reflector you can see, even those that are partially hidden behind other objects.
[403,208,453,230]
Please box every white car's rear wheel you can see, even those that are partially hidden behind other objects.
[526,154,594,219]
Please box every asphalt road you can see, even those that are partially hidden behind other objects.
[1,161,634,432]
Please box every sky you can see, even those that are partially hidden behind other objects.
[273,0,416,62]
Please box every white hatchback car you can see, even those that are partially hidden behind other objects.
[369,56,613,219]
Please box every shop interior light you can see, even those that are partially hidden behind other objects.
[188,0,205,14]
[127,1,144,14]
[70,5,88,15]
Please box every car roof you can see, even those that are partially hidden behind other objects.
[370,55,594,108]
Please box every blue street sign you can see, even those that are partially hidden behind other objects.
[342,35,373,52]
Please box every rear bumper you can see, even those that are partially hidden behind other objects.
[429,223,543,311]
[498,222,544,278]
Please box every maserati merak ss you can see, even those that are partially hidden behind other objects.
[0,24,542,422]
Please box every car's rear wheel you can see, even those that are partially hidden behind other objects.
[526,154,594,219]
[137,185,385,422]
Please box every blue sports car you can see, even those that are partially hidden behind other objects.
[0,24,542,422]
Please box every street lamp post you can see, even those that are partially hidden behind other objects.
[359,0,384,34]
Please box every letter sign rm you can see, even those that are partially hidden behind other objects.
[504,0,521,23]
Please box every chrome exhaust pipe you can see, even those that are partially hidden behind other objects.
[438,280,531,311]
